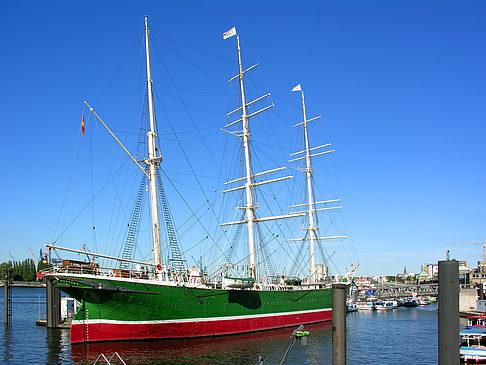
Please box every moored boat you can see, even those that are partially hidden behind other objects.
[403,298,419,308]
[346,302,358,313]
[357,302,375,311]
[466,315,486,329]
[375,300,396,311]
[460,327,486,362]
[44,19,351,343]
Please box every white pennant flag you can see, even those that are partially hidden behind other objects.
[223,27,237,40]
[292,84,302,92]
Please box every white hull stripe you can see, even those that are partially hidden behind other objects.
[72,307,331,326]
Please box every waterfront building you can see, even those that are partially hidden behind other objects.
[469,261,486,285]
[421,263,438,278]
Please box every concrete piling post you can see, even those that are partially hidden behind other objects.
[332,283,346,365]
[438,260,459,365]
[46,279,61,328]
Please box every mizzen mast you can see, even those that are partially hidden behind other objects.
[288,84,346,282]
[144,15,162,266]
[300,86,318,283]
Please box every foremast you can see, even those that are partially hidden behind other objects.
[288,85,347,282]
[221,28,303,279]
[144,16,162,266]
[74,17,171,270]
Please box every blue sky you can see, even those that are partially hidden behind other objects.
[1,0,485,276]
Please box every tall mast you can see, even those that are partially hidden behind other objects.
[144,15,162,266]
[288,85,345,282]
[222,28,302,280]
[236,34,257,279]
[299,89,318,283]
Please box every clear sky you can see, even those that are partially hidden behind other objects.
[1,0,485,276]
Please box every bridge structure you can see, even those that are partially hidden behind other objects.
[355,283,438,300]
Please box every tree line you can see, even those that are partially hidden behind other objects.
[0,259,50,281]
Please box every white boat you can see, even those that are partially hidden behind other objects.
[346,302,358,313]
[222,276,255,289]
[357,302,375,311]
[387,300,398,309]
[466,315,486,329]
[418,298,430,305]
[375,301,395,311]
[460,328,486,362]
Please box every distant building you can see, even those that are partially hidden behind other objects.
[417,270,429,283]
[470,261,486,285]
[478,261,486,273]
[458,261,470,285]
[421,264,438,278]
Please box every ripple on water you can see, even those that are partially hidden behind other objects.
[1,288,438,364]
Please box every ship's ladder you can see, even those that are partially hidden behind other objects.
[157,168,187,274]
[93,352,126,365]
[120,168,148,269]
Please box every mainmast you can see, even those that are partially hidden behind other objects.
[144,16,162,266]
[221,28,302,279]
[288,84,346,282]
[236,34,257,279]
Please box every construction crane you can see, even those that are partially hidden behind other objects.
[344,262,360,281]
[450,240,486,263]
[28,247,38,271]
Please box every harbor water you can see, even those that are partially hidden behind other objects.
[1,287,440,364]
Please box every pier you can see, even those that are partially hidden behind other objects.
[356,283,438,300]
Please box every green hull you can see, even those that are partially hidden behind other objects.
[50,274,333,342]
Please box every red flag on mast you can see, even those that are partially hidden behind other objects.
[81,115,85,135]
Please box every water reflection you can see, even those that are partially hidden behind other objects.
[2,324,13,363]
[1,288,440,364]
[70,322,332,364]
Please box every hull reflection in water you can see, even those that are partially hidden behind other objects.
[70,322,332,364]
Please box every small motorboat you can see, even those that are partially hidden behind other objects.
[375,300,396,311]
[356,301,375,311]
[466,315,486,329]
[346,302,359,313]
[461,327,486,362]
[403,298,419,308]
[418,298,430,305]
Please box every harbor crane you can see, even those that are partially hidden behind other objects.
[344,262,360,280]
[28,247,38,270]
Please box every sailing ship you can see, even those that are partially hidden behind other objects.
[45,17,346,343]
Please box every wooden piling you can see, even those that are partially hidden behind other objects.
[3,279,8,325]
[438,260,459,364]
[332,283,346,365]
[46,279,61,328]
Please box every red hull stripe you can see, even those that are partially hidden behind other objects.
[71,308,332,343]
